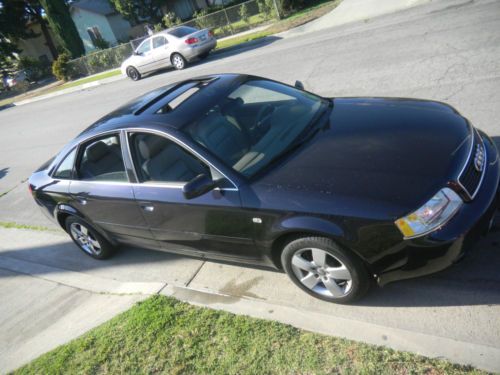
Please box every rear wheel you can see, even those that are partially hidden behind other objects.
[281,237,371,303]
[171,53,186,70]
[126,66,141,81]
[65,216,115,259]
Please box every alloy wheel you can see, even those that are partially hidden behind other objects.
[291,247,352,298]
[172,55,185,69]
[70,222,102,256]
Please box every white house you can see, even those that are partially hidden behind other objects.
[70,0,133,53]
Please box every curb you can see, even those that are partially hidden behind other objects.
[13,74,125,107]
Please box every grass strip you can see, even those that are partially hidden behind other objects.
[14,295,483,375]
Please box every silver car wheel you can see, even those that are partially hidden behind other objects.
[172,54,185,69]
[291,247,352,298]
[70,222,102,256]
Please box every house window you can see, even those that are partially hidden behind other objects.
[87,26,103,47]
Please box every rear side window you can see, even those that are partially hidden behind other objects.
[53,148,76,179]
[76,135,127,182]
[153,36,168,48]
[168,26,197,38]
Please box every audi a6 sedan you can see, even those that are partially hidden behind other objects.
[29,74,499,303]
[121,26,216,81]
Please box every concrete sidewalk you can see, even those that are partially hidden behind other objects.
[282,0,431,36]
[1,227,500,373]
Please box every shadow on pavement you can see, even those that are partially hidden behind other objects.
[1,227,500,307]
[0,167,8,180]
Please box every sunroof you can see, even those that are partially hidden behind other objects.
[155,78,216,114]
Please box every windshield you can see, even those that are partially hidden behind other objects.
[182,79,326,178]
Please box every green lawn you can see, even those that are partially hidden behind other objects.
[58,69,121,90]
[14,295,483,374]
[215,0,342,51]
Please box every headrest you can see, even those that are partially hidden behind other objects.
[86,141,109,162]
[138,135,167,160]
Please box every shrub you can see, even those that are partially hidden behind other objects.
[52,53,73,81]
[163,12,181,28]
[17,56,51,81]
[194,9,210,29]
[239,3,250,24]
[93,37,110,50]
[257,0,277,19]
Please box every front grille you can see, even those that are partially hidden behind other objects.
[458,129,486,200]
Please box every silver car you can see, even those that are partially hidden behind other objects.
[121,26,217,81]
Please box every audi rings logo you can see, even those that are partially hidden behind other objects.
[474,144,485,172]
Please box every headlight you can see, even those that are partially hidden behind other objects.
[395,188,463,238]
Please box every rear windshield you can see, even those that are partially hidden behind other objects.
[168,26,198,38]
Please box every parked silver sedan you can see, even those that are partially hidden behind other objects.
[121,26,217,81]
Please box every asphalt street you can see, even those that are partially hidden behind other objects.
[0,0,500,371]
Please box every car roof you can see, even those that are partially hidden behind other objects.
[79,73,250,138]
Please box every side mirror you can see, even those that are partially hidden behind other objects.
[294,80,305,90]
[183,174,218,200]
[133,51,141,56]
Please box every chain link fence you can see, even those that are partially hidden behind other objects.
[66,0,279,78]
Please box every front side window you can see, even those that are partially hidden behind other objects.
[129,133,209,183]
[152,36,168,49]
[53,148,76,179]
[137,39,151,54]
[76,134,127,182]
[182,79,327,178]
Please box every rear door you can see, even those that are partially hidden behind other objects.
[125,130,260,261]
[151,35,172,69]
[68,132,156,248]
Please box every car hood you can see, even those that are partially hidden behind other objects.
[252,98,472,219]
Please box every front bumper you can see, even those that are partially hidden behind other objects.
[378,132,500,286]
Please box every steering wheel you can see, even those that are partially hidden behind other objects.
[255,104,275,132]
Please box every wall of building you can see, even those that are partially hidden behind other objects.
[16,23,60,62]
[71,7,118,53]
[107,14,132,43]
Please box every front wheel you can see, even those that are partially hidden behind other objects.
[126,66,141,81]
[281,237,371,303]
[65,216,115,259]
[171,53,187,70]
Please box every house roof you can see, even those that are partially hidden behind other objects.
[70,0,116,16]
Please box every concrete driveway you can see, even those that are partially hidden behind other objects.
[1,0,500,372]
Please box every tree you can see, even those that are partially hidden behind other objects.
[0,0,58,60]
[109,0,164,25]
[38,0,85,58]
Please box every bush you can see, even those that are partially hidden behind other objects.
[52,53,73,81]
[93,37,110,50]
[239,3,250,23]
[257,0,277,19]
[163,12,181,28]
[194,9,210,29]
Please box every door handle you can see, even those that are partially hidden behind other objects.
[141,204,154,212]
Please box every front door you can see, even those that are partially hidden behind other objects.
[134,39,156,73]
[126,131,259,261]
[68,132,155,248]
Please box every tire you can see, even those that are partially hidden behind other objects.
[65,216,115,260]
[126,66,141,81]
[281,237,371,304]
[198,52,209,59]
[171,53,187,70]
